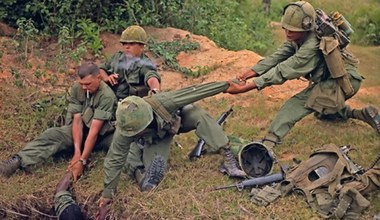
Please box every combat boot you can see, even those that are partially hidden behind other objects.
[349,106,380,133]
[140,155,166,192]
[220,148,246,178]
[0,155,21,177]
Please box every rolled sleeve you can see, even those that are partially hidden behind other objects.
[93,95,116,121]
[143,67,161,85]
[67,84,83,114]
[67,103,83,114]
[94,109,113,121]
[253,34,322,90]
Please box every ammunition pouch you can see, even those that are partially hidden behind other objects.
[168,115,181,135]
[143,96,182,136]
[320,36,354,97]
[305,80,345,115]
[82,107,94,127]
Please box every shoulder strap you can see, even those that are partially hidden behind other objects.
[143,96,173,123]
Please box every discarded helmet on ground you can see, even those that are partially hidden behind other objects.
[281,1,316,32]
[116,96,153,137]
[238,142,274,178]
[120,25,148,44]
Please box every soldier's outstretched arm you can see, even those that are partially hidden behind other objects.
[237,69,258,82]
[97,129,133,219]
[102,129,134,198]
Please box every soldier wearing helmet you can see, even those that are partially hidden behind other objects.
[226,1,380,158]
[97,81,247,218]
[99,25,161,100]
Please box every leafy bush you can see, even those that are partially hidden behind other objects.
[76,19,103,57]
[15,17,38,61]
[147,36,202,76]
[171,0,273,54]
[1,0,379,58]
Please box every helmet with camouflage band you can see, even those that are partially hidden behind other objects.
[281,1,316,32]
[116,96,153,137]
[120,25,148,45]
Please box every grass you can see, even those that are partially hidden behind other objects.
[1,89,379,219]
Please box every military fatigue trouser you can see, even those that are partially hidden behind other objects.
[124,104,229,176]
[17,125,114,167]
[54,191,75,218]
[269,76,361,140]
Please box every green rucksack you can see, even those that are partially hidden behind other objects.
[281,144,380,219]
[251,143,380,219]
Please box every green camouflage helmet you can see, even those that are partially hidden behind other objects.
[116,96,153,137]
[120,25,148,44]
[281,1,316,32]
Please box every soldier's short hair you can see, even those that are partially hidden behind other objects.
[77,62,99,79]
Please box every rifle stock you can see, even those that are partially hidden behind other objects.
[188,106,233,161]
[213,172,284,191]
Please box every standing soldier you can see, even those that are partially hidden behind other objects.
[0,62,117,180]
[226,1,380,157]
[96,81,246,220]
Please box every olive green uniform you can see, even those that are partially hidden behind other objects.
[99,52,161,100]
[102,82,229,198]
[54,190,76,217]
[100,51,162,176]
[251,32,362,139]
[17,81,117,167]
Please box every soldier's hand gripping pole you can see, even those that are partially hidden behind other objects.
[188,106,234,161]
[213,172,284,191]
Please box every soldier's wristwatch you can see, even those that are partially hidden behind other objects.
[79,158,87,165]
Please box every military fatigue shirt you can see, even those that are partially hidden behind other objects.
[67,81,117,135]
[99,52,161,99]
[251,32,362,90]
[252,32,327,90]
[102,81,229,198]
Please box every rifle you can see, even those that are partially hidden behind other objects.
[188,106,234,161]
[213,172,284,191]
[340,145,365,174]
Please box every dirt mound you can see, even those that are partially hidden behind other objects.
[0,22,16,36]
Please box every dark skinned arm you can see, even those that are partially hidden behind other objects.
[225,79,258,94]
[237,69,258,81]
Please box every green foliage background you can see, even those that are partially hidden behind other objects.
[1,0,379,56]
